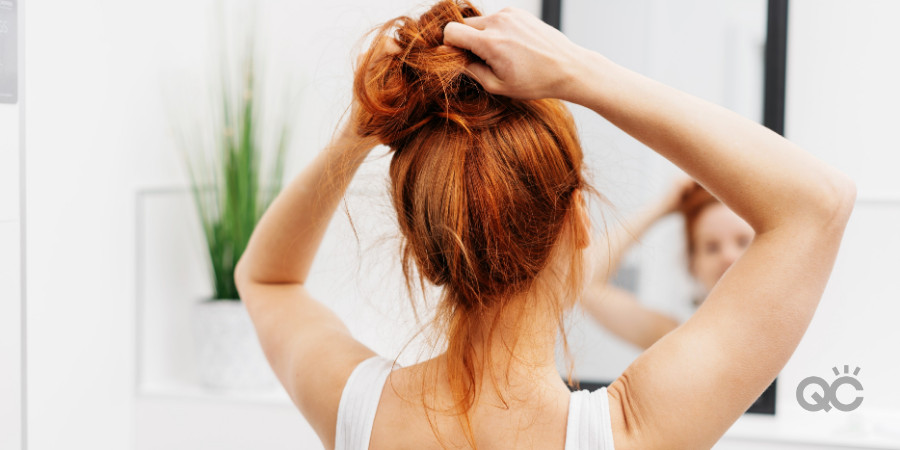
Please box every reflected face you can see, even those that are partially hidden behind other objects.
[690,203,755,293]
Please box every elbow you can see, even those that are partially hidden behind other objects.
[822,174,857,229]
[777,173,856,237]
[234,259,250,287]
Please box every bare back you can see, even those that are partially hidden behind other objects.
[360,359,581,450]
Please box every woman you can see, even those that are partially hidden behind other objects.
[583,176,756,350]
[233,1,856,449]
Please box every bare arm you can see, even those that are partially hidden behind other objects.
[567,52,851,234]
[235,131,374,285]
[444,9,857,449]
[591,195,671,284]
[570,51,855,449]
[584,186,687,349]
[567,50,855,447]
[582,284,680,350]
[234,38,397,285]
[233,38,398,449]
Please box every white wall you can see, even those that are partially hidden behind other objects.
[0,100,23,450]
[775,0,900,437]
[25,0,135,445]
[0,0,23,447]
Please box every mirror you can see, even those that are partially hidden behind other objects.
[551,0,776,414]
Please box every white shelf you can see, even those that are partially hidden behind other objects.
[135,389,320,450]
[723,413,900,449]
[134,188,293,409]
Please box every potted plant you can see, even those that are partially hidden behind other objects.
[166,4,294,390]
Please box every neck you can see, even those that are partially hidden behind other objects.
[463,290,571,403]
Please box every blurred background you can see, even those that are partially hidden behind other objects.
[1,0,899,449]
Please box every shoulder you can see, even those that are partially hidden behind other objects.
[299,344,380,449]
[236,280,381,449]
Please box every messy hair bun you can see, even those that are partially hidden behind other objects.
[351,1,600,448]
[353,0,509,146]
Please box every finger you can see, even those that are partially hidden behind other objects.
[462,16,489,30]
[463,62,504,94]
[443,22,489,58]
[375,35,402,56]
[384,38,402,55]
[355,35,401,70]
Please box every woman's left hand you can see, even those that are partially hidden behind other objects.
[339,35,402,150]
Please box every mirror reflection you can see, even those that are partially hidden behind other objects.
[556,0,769,388]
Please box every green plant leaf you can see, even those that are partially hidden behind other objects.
[168,3,296,301]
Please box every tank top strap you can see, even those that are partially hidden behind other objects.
[565,386,616,450]
[334,355,396,450]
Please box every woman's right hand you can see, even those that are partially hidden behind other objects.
[442,7,588,101]
[657,175,699,216]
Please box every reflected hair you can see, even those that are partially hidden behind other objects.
[677,181,721,262]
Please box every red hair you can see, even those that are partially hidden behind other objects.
[352,1,601,447]
[677,181,721,263]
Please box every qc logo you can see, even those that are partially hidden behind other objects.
[796,365,863,412]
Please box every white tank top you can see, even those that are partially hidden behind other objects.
[335,355,615,450]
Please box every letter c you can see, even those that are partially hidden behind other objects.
[829,376,864,412]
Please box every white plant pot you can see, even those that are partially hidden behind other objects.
[191,298,280,391]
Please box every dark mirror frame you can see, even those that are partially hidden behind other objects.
[543,0,787,416]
